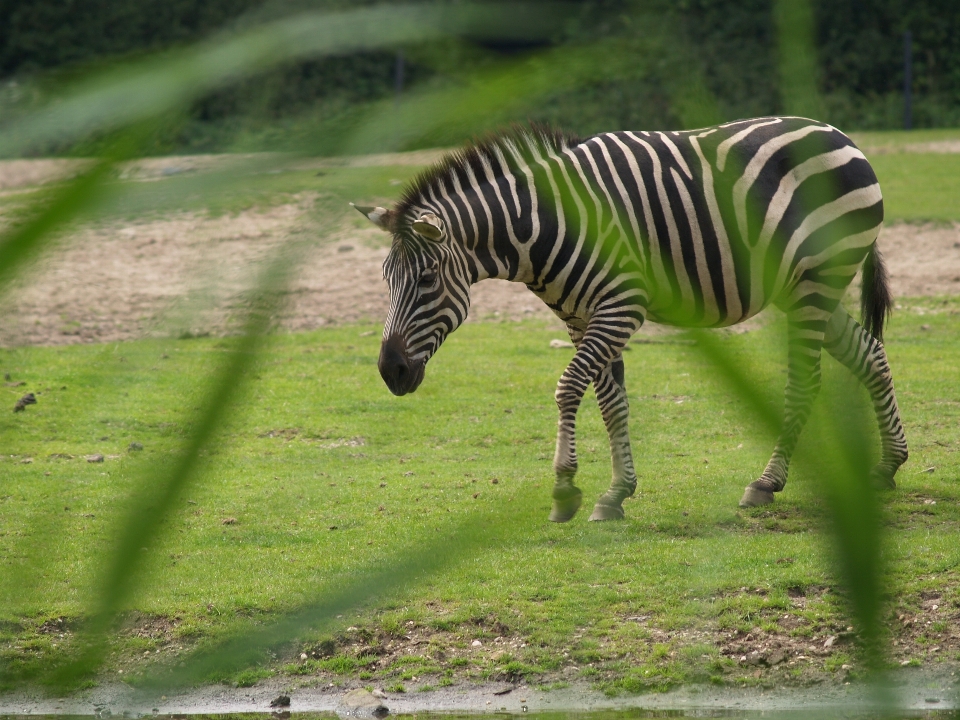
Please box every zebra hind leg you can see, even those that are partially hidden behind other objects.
[823,306,908,488]
[740,317,826,508]
[588,356,637,521]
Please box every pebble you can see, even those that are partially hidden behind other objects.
[472,640,482,647]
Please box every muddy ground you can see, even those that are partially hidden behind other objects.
[0,189,958,347]
[0,666,956,716]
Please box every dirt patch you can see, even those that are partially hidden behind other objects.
[858,140,960,155]
[0,172,958,348]
[876,222,960,297]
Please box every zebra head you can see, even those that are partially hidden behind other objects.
[353,203,470,396]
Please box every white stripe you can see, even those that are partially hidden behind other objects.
[689,133,742,321]
[502,138,541,246]
[747,143,864,315]
[772,185,882,297]
[626,132,695,317]
[733,124,833,251]
[577,140,649,286]
[670,167,719,324]
[716,118,783,172]
[658,132,693,180]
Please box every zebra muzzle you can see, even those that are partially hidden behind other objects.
[379,334,424,396]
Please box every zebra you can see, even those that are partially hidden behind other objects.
[353,117,908,522]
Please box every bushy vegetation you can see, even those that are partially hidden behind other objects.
[2,0,959,158]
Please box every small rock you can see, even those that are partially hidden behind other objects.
[744,651,765,666]
[841,664,852,671]
[342,689,388,717]
[549,339,574,349]
[767,650,786,665]
[128,442,144,451]
[300,653,308,660]
[824,635,836,648]
[472,639,482,647]
[270,695,291,708]
[13,392,36,412]
[20,457,33,464]
[86,454,105,463]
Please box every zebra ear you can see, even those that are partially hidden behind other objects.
[411,212,444,241]
[350,203,394,232]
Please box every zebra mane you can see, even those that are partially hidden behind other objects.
[396,123,580,223]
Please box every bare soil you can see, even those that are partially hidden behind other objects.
[0,197,958,348]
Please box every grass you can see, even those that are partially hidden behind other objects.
[2,296,959,691]
[869,153,960,223]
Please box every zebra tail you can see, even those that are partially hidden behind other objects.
[860,241,892,343]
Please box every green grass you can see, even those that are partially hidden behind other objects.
[2,297,959,691]
[870,153,960,223]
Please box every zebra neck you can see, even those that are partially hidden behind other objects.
[442,175,546,287]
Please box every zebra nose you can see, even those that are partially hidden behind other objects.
[379,335,411,395]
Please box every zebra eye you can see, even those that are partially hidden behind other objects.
[418,267,438,288]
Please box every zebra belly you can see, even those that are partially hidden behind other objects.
[643,303,766,329]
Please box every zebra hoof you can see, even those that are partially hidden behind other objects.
[739,485,774,508]
[870,467,897,490]
[549,487,583,523]
[588,503,625,521]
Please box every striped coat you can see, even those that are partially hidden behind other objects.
[355,117,907,520]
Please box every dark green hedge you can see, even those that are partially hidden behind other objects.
[1,0,958,155]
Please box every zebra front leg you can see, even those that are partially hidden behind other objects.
[548,323,586,522]
[549,313,640,522]
[588,357,637,521]
[823,307,908,488]
[740,318,826,508]
[549,362,586,523]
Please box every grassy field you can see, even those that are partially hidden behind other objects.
[2,295,959,693]
[1,128,958,694]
